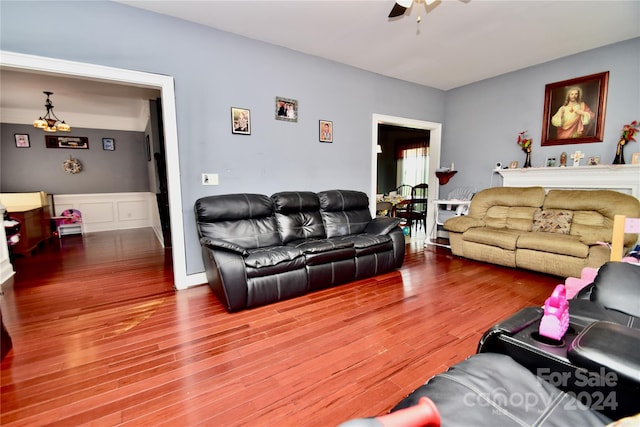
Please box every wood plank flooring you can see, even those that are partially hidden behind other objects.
[1,229,562,426]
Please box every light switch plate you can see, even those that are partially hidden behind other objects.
[202,173,219,185]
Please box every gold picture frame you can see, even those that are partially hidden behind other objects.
[541,72,609,146]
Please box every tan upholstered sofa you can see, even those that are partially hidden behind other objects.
[443,187,640,278]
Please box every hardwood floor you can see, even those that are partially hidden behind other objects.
[1,229,562,426]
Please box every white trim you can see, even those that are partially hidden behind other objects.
[496,164,640,199]
[0,51,198,290]
[371,114,442,246]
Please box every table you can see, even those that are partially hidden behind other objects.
[6,205,52,256]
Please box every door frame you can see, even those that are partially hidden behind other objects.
[0,51,196,289]
[371,114,441,245]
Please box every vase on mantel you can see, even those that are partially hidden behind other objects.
[523,149,532,168]
[613,139,625,164]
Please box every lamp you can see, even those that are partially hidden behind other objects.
[33,91,71,133]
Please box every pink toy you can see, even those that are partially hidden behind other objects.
[539,284,569,341]
[564,267,598,299]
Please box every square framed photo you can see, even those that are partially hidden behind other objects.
[231,107,251,135]
[541,71,609,146]
[14,133,30,148]
[275,97,298,122]
[587,155,600,166]
[319,120,333,143]
[102,138,115,151]
[509,161,519,169]
[545,157,557,167]
[632,152,640,165]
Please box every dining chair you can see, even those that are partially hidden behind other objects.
[410,183,429,232]
[376,201,393,217]
[394,184,412,198]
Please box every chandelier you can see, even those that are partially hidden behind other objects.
[33,91,71,133]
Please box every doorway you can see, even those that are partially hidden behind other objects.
[371,114,442,246]
[0,51,193,289]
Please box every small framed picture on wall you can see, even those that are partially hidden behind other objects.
[102,138,115,151]
[231,107,251,135]
[319,120,333,143]
[275,97,298,122]
[14,133,30,148]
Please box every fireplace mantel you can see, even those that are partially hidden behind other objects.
[495,164,640,199]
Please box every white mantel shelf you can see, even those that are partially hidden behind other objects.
[495,164,640,199]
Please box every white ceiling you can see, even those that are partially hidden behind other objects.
[0,68,160,132]
[2,0,638,131]
[117,0,640,90]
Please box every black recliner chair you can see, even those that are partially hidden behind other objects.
[477,262,640,420]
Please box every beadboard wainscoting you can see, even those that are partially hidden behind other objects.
[53,192,162,236]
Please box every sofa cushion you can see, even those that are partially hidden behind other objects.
[589,261,640,318]
[244,246,304,270]
[272,191,326,243]
[333,233,393,256]
[195,193,282,249]
[444,215,484,233]
[483,206,538,231]
[532,209,573,234]
[462,227,522,250]
[544,190,640,246]
[517,232,588,258]
[569,211,612,244]
[318,190,372,238]
[468,186,546,218]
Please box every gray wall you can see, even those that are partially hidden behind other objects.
[441,38,640,191]
[1,2,638,276]
[1,123,148,194]
[1,1,445,275]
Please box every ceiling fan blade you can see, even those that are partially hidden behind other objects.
[388,2,408,18]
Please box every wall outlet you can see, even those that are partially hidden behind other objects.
[202,173,219,186]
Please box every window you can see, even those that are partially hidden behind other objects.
[396,144,429,187]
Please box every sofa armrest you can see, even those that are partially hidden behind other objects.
[568,321,640,387]
[365,217,401,235]
[477,306,543,353]
[200,237,248,256]
[577,229,613,246]
[443,215,484,233]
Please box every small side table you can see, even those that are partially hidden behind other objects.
[427,199,471,247]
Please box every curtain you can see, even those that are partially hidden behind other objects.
[396,146,429,187]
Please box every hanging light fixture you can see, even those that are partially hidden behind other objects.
[33,91,71,133]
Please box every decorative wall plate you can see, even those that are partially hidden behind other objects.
[63,157,82,174]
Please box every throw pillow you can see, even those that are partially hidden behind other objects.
[532,209,573,234]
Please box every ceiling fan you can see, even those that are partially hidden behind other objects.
[388,0,438,22]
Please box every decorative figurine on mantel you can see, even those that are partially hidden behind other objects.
[613,120,638,164]
[560,152,567,167]
[571,150,585,167]
[517,130,533,168]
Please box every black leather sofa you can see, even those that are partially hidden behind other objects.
[195,190,405,312]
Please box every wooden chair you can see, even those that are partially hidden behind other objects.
[394,184,412,198]
[394,184,428,235]
[610,214,640,261]
[410,183,429,232]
